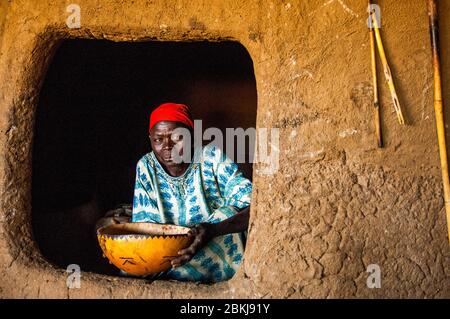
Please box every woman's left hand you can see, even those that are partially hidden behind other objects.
[171,223,215,268]
[170,206,250,268]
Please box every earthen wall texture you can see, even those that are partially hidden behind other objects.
[0,0,449,298]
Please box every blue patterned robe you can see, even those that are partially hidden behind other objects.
[131,144,252,282]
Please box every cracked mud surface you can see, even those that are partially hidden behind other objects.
[0,0,449,298]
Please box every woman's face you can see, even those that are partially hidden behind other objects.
[149,121,191,168]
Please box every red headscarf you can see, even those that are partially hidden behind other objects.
[149,102,194,133]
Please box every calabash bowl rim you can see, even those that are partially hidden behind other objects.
[97,222,191,240]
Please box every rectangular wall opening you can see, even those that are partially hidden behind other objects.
[31,39,257,276]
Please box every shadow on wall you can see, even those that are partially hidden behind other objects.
[31,39,257,275]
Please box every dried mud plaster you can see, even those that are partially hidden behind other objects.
[0,0,449,298]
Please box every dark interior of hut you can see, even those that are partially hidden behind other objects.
[31,39,257,275]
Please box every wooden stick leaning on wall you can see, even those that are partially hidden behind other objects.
[369,1,383,148]
[427,0,450,244]
[372,6,406,125]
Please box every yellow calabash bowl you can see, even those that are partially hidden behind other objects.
[97,222,193,276]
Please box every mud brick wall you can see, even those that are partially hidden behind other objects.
[0,0,449,298]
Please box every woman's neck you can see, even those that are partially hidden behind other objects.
[164,162,190,177]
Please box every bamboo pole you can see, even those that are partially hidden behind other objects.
[372,7,406,125]
[427,0,450,244]
[369,1,383,147]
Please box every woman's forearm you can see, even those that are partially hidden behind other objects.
[208,206,250,237]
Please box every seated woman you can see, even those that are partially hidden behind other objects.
[131,102,252,282]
